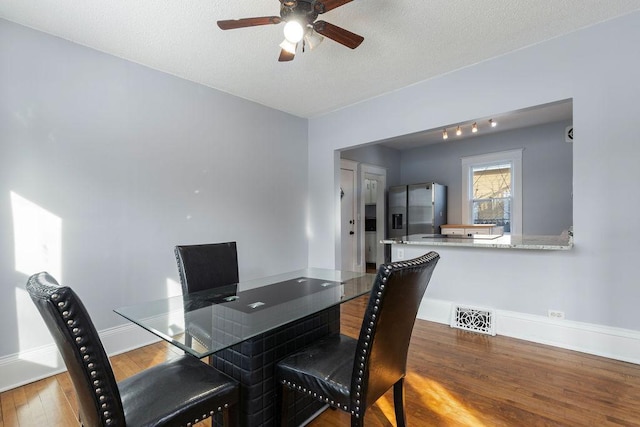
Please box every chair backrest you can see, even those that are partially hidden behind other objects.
[351,251,440,416]
[26,272,126,426]
[174,242,239,295]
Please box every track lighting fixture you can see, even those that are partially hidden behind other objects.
[442,118,498,142]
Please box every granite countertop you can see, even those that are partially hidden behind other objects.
[381,230,573,251]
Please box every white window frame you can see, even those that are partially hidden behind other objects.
[461,149,523,235]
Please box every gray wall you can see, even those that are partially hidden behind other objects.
[400,120,573,235]
[308,11,640,330]
[340,144,402,187]
[0,19,308,358]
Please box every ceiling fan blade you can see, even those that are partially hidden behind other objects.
[313,21,363,49]
[315,0,353,14]
[278,48,296,62]
[217,16,282,30]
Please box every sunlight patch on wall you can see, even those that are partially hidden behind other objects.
[167,278,185,333]
[12,191,63,368]
[305,196,314,240]
[11,191,62,280]
[166,277,182,298]
[15,287,60,368]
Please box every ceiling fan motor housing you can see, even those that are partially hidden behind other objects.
[280,0,320,24]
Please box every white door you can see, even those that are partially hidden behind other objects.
[340,165,357,271]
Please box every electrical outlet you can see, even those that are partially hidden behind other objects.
[548,310,565,319]
[396,248,404,259]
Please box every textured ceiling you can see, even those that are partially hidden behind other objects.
[1,1,640,118]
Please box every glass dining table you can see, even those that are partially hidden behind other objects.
[114,268,376,427]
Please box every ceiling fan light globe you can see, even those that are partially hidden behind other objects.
[279,39,297,54]
[304,30,324,50]
[283,20,304,43]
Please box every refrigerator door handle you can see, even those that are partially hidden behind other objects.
[392,214,403,229]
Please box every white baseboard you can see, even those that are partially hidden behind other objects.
[4,300,639,392]
[418,298,640,365]
[0,323,160,393]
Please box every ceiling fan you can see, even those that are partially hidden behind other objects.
[217,0,364,62]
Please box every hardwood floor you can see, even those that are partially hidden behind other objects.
[3,295,640,426]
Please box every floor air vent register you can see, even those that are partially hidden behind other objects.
[450,304,496,336]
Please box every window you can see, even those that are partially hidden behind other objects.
[462,149,522,234]
[472,164,512,231]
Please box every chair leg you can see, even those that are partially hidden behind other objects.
[279,384,290,427]
[222,403,238,427]
[223,407,229,427]
[393,378,406,427]
[350,414,364,427]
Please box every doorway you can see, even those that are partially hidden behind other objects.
[361,164,386,272]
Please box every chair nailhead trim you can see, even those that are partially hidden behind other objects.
[53,296,109,421]
[282,380,350,412]
[182,402,233,427]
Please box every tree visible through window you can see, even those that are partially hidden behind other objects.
[461,149,522,235]
[472,164,512,232]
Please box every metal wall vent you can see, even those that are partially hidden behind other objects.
[450,305,496,336]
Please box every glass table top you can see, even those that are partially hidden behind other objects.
[114,268,376,358]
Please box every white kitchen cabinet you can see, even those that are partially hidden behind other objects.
[364,179,378,204]
[365,231,377,262]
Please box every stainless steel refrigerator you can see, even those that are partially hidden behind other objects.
[388,182,447,238]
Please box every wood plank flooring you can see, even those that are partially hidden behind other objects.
[3,295,640,426]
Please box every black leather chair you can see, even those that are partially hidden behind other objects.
[275,252,440,427]
[174,242,239,295]
[175,242,239,356]
[27,271,239,427]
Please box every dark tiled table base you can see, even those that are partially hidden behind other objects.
[212,306,340,426]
